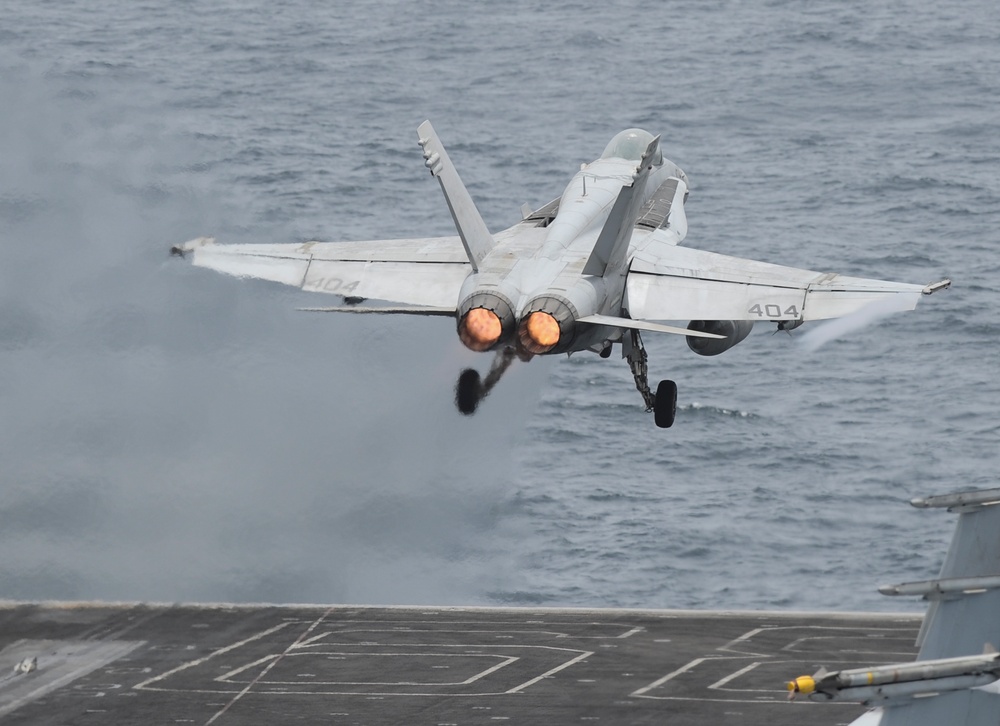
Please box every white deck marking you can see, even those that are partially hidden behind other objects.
[291,633,330,649]
[722,624,917,655]
[631,658,707,697]
[707,662,761,690]
[505,650,594,694]
[719,628,766,653]
[205,608,334,725]
[216,652,520,686]
[134,622,292,691]
[215,654,280,683]
[617,627,643,639]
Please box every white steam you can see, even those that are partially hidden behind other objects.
[796,294,919,353]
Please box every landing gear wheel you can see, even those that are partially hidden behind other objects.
[456,369,482,415]
[653,379,677,429]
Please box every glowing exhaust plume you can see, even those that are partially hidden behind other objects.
[458,307,502,351]
[520,311,560,354]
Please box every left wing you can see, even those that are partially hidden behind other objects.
[172,236,471,310]
[626,242,949,322]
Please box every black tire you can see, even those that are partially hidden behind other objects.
[455,369,482,415]
[653,379,678,428]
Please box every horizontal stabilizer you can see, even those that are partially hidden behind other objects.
[298,306,456,316]
[577,314,724,339]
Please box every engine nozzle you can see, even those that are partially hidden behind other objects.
[457,291,516,352]
[517,295,578,355]
[520,311,561,354]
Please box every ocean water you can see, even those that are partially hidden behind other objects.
[0,0,997,612]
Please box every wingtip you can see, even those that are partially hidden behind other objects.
[922,278,951,295]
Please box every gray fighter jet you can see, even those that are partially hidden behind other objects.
[172,121,950,427]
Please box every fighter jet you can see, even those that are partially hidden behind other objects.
[172,121,950,428]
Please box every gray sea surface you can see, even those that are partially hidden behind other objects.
[0,0,997,611]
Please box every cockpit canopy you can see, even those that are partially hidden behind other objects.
[600,128,662,165]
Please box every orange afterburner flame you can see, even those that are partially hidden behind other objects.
[459,308,502,351]
[522,311,560,354]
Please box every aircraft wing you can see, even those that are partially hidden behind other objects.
[626,244,945,322]
[856,489,1000,726]
[172,236,471,310]
[896,490,1000,661]
[871,690,1000,726]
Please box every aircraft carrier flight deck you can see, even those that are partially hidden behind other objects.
[0,602,920,725]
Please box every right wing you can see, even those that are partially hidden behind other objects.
[626,243,947,322]
[172,236,471,310]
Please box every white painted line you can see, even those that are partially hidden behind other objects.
[219,652,519,687]
[215,654,280,683]
[291,632,330,649]
[617,628,643,639]
[465,657,517,684]
[719,628,766,653]
[630,658,707,697]
[205,608,334,725]
[134,622,291,691]
[505,651,593,694]
[708,662,761,690]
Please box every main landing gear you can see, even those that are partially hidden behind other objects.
[624,329,677,429]
[455,347,518,415]
[455,332,677,429]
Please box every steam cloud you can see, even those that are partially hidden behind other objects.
[0,58,547,605]
[796,294,919,353]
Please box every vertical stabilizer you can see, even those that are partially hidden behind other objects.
[582,134,661,278]
[417,120,493,271]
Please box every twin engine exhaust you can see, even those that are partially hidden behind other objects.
[459,297,757,358]
[458,294,578,356]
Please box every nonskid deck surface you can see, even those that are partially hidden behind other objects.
[0,603,919,725]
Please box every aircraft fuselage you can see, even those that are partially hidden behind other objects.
[456,145,688,357]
